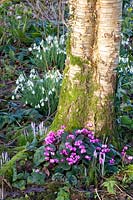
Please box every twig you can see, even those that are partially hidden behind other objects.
[95,188,102,200]
[115,184,133,200]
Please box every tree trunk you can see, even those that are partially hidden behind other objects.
[51,0,122,134]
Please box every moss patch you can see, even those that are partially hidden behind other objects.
[0,150,28,180]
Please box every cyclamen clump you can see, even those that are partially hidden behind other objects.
[43,126,121,170]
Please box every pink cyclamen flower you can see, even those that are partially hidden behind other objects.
[57,129,64,137]
[81,148,86,154]
[44,131,56,144]
[45,157,50,161]
[74,140,82,146]
[67,134,75,140]
[61,125,66,129]
[127,156,133,161]
[85,155,91,160]
[109,158,115,165]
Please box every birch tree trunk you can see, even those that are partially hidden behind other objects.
[51,0,122,134]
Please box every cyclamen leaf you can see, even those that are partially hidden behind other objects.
[33,146,45,166]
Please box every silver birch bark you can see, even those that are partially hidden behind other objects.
[51,0,122,134]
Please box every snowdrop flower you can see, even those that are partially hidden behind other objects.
[30,69,36,74]
[60,35,65,45]
[27,80,34,87]
[12,95,15,100]
[40,39,44,47]
[41,102,44,107]
[45,97,48,102]
[33,43,37,49]
[32,90,35,95]
[48,90,52,95]
[28,47,32,51]
[46,35,53,44]
[16,15,21,19]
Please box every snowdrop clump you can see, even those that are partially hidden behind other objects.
[12,69,63,116]
[28,35,66,71]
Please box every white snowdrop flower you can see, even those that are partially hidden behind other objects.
[45,47,49,51]
[27,80,34,87]
[52,88,55,92]
[45,97,48,102]
[40,99,44,103]
[12,95,15,100]
[46,35,53,44]
[37,46,41,51]
[41,102,44,107]
[42,46,46,52]
[18,74,25,82]
[48,90,52,95]
[28,47,32,51]
[14,86,20,94]
[25,101,28,104]
[40,55,42,60]
[60,35,65,45]
[37,104,40,108]
[21,87,24,91]
[32,90,35,95]
[40,40,43,46]
[30,69,36,74]
[35,105,38,108]
[29,73,36,79]
[16,79,19,85]
[36,54,39,58]
[50,43,53,48]
[16,15,21,19]
[121,57,128,63]
[33,43,37,49]
[42,87,45,92]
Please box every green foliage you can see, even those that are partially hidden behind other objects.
[115,0,133,144]
[56,186,70,200]
[29,35,66,71]
[33,146,45,166]
[102,179,117,194]
[12,69,62,116]
[27,171,45,185]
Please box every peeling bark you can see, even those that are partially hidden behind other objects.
[51,0,122,134]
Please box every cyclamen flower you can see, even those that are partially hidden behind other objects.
[67,134,75,140]
[60,149,68,156]
[109,158,115,165]
[57,129,64,137]
[90,139,99,143]
[80,128,90,135]
[44,131,56,145]
[45,157,49,161]
[81,149,86,154]
[74,140,82,146]
[127,156,133,161]
[85,155,91,160]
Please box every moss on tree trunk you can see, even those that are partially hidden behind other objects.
[51,0,122,135]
